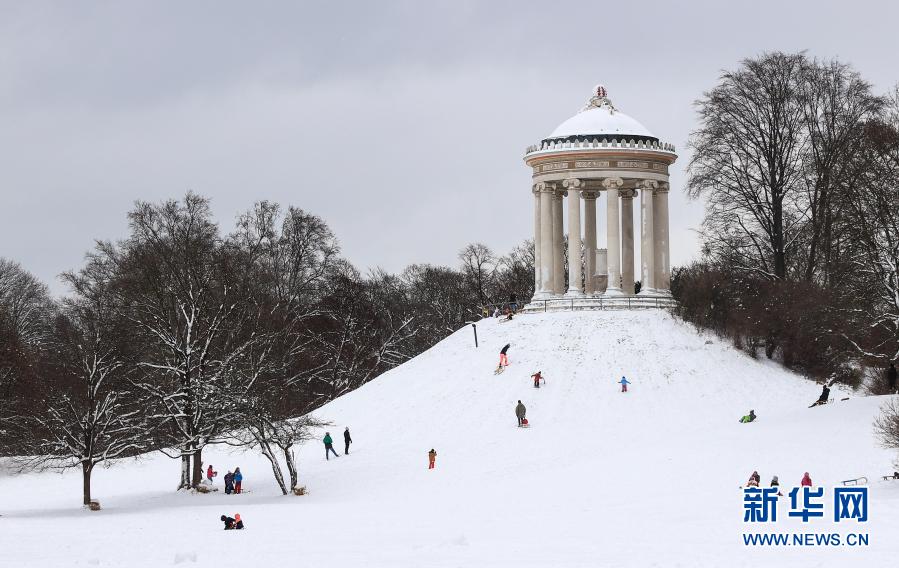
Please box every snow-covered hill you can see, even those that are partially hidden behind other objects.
[3,311,898,567]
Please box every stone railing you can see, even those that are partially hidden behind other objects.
[525,138,676,156]
[521,295,676,313]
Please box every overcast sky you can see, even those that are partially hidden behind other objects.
[2,1,898,295]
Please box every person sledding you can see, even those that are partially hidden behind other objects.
[739,410,756,423]
[515,400,527,427]
[531,371,544,388]
[619,376,630,393]
[745,471,761,487]
[770,475,783,496]
[809,384,830,408]
[495,343,511,373]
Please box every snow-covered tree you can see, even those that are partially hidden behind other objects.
[15,274,148,505]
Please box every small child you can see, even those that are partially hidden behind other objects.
[532,371,543,389]
[206,464,217,484]
[619,376,630,392]
[428,449,437,470]
[221,513,244,530]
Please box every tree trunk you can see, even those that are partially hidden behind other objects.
[260,440,287,495]
[178,454,191,490]
[283,446,298,490]
[82,462,93,506]
[191,447,203,488]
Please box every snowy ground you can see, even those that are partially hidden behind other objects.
[2,311,897,567]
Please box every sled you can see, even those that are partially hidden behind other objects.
[841,477,867,486]
[518,418,530,428]
[881,473,899,481]
[494,365,506,375]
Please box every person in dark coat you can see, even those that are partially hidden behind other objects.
[810,385,830,407]
[515,400,526,426]
[221,514,244,530]
[888,362,897,392]
[509,293,518,313]
[343,427,352,455]
[223,471,234,495]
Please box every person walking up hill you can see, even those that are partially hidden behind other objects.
[428,449,437,469]
[324,432,339,460]
[515,400,526,427]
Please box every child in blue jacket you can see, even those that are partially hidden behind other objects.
[619,376,630,393]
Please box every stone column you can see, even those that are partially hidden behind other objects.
[582,191,598,295]
[603,177,623,295]
[534,183,554,300]
[552,190,565,295]
[620,188,636,296]
[653,182,671,293]
[532,185,542,296]
[563,179,583,297]
[640,180,658,293]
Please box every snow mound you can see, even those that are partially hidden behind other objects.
[2,311,897,567]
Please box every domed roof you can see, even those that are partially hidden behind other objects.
[546,85,656,141]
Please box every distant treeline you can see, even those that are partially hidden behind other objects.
[0,194,532,504]
[673,51,899,390]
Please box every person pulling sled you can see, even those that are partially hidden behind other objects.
[515,400,527,427]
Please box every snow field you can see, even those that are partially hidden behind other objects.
[2,311,897,567]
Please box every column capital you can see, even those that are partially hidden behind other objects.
[602,177,624,189]
[640,179,659,191]
[562,178,583,190]
[619,188,637,200]
[655,182,670,194]
[581,190,599,200]
[552,189,567,199]
[534,181,555,194]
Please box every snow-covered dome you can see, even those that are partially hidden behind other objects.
[546,85,656,141]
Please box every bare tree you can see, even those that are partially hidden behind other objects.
[102,193,259,489]
[15,275,149,505]
[796,59,882,285]
[458,243,498,307]
[841,89,899,363]
[688,52,807,280]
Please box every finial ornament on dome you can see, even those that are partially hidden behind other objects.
[580,83,617,114]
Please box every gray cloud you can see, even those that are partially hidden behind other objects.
[1,0,897,295]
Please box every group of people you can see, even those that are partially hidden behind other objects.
[205,464,243,494]
[323,427,352,460]
[745,470,813,494]
[740,383,838,423]
[220,513,244,530]
[482,293,520,320]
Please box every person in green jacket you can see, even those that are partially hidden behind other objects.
[323,432,339,460]
[739,410,756,423]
